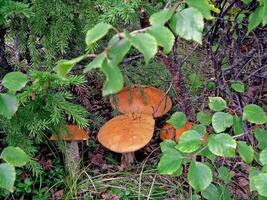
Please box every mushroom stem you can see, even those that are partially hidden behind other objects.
[120,152,135,170]
[65,141,80,175]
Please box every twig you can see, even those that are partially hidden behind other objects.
[243,65,267,82]
[87,54,98,58]
[123,55,143,65]
[180,43,199,66]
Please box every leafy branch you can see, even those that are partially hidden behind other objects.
[55,0,221,96]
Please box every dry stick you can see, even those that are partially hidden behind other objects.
[233,56,253,80]
[252,31,263,66]
[123,54,143,65]
[180,43,199,67]
[207,0,238,98]
[243,65,267,82]
[172,45,195,120]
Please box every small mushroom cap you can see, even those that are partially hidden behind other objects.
[98,113,155,153]
[110,85,172,118]
[160,122,209,144]
[202,132,209,144]
[50,124,89,141]
[160,122,194,142]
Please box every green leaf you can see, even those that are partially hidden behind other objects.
[260,148,267,165]
[188,73,203,93]
[263,165,267,173]
[209,4,221,14]
[248,6,264,33]
[233,115,244,135]
[84,54,105,73]
[108,39,131,65]
[147,26,175,54]
[170,8,204,44]
[2,72,28,92]
[259,195,267,200]
[85,22,112,46]
[149,8,174,26]
[208,97,227,111]
[242,0,252,4]
[237,141,254,164]
[186,0,218,20]
[0,163,16,192]
[208,133,236,157]
[217,185,232,200]
[171,166,183,177]
[262,0,267,25]
[160,140,176,153]
[207,82,216,90]
[192,124,206,135]
[55,55,85,78]
[157,149,183,175]
[166,112,188,129]
[201,183,220,200]
[0,94,18,119]
[126,33,157,64]
[191,194,201,200]
[230,81,245,93]
[199,147,216,161]
[243,104,267,124]
[176,130,202,153]
[252,173,267,197]
[108,34,120,47]
[255,128,267,150]
[212,112,233,133]
[101,60,123,96]
[249,167,261,191]
[197,111,212,125]
[218,166,233,184]
[1,146,29,167]
[188,161,213,191]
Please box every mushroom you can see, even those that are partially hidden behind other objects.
[97,113,155,170]
[160,122,209,144]
[50,124,89,173]
[110,85,172,118]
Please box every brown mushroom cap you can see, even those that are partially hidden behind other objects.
[160,122,194,142]
[160,122,209,144]
[98,113,155,153]
[110,85,172,118]
[50,124,89,141]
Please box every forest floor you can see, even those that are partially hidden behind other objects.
[5,36,266,200]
